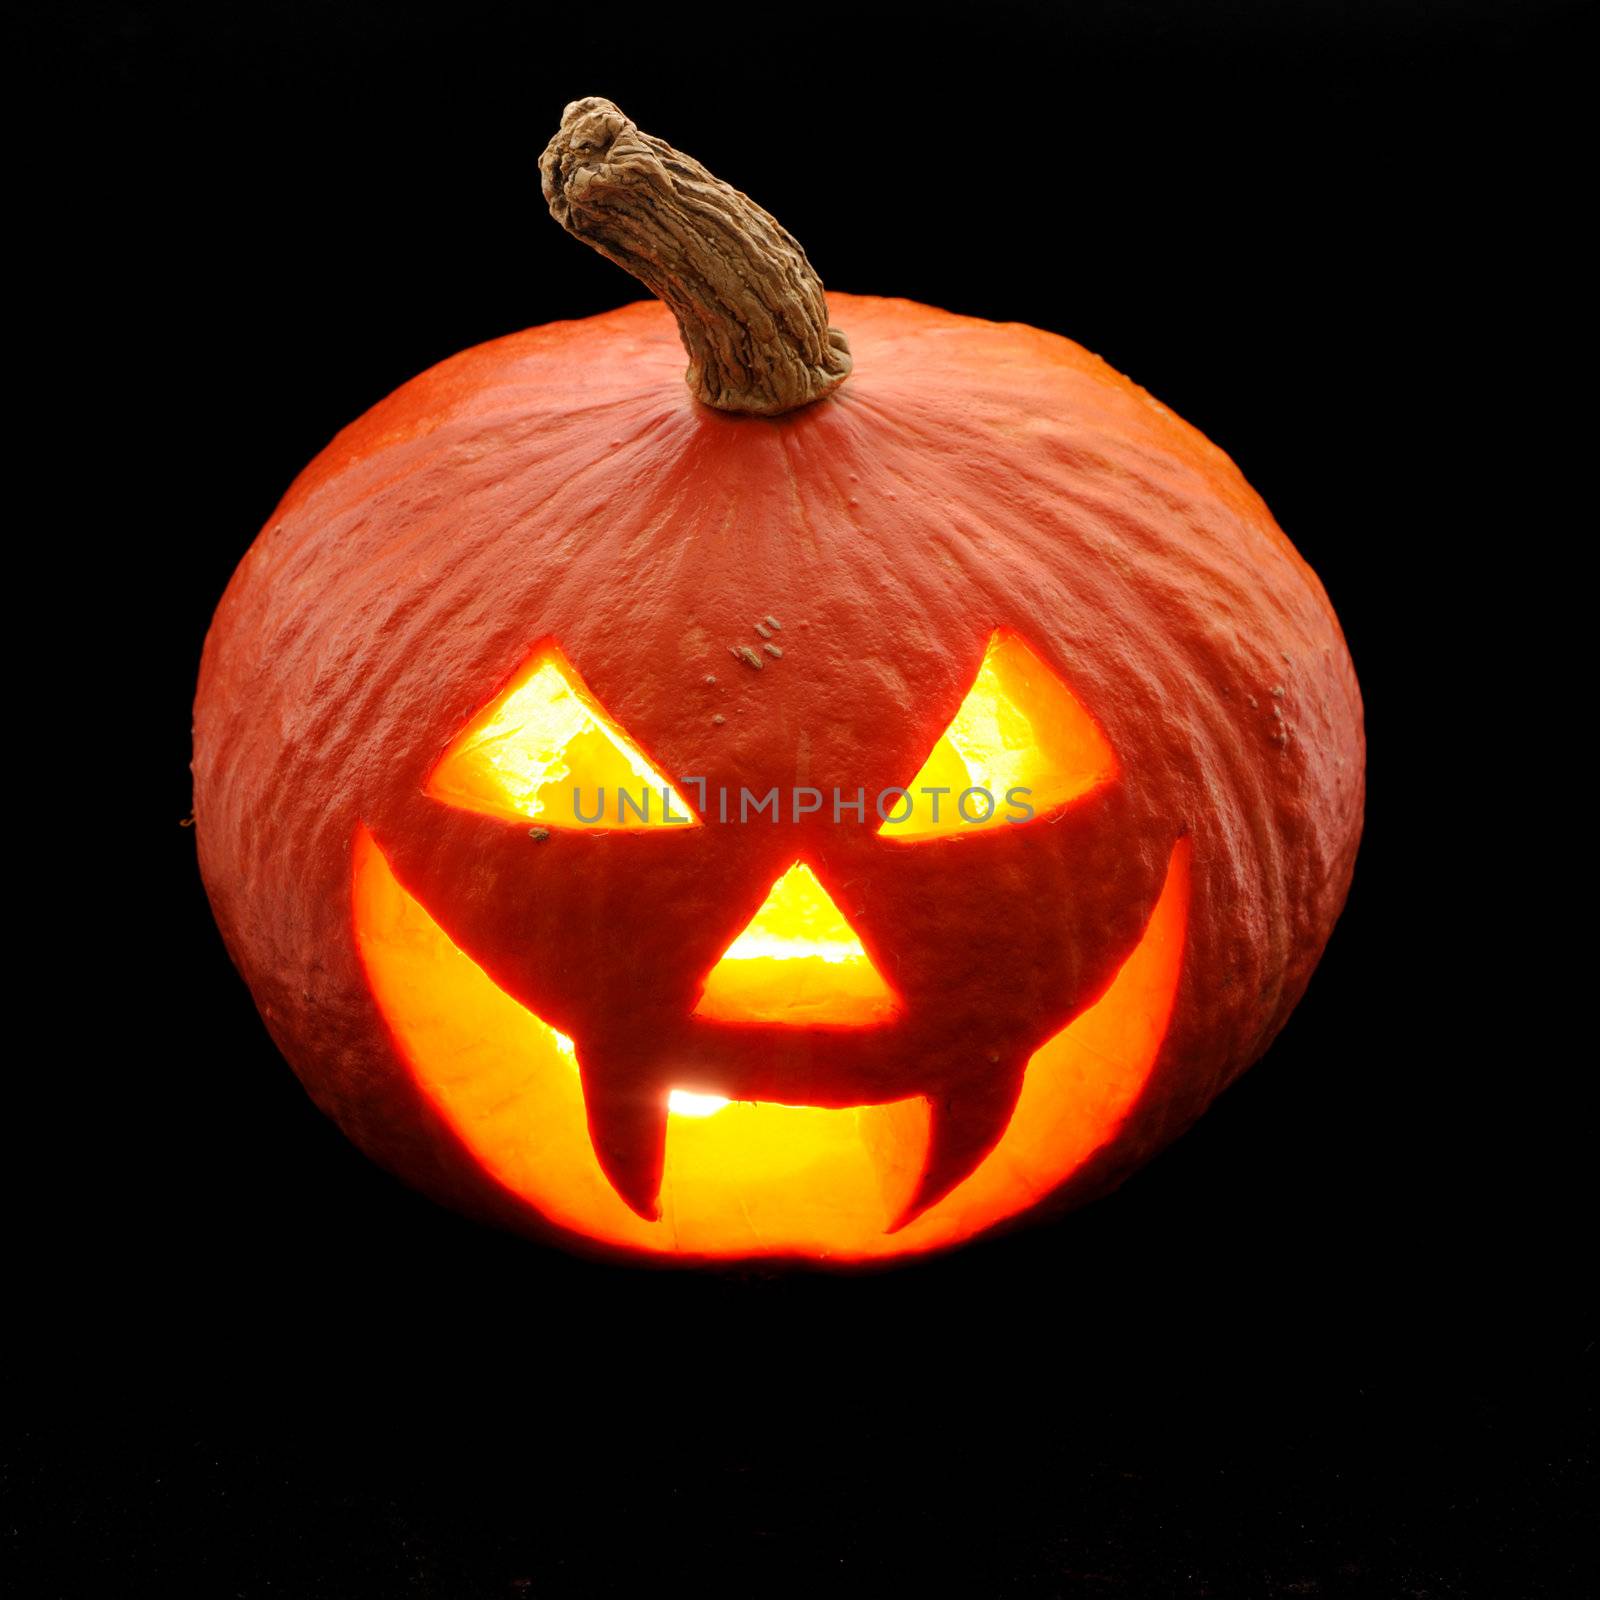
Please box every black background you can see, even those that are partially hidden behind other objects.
[14,3,1590,1595]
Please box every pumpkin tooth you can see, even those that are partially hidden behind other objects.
[577,1058,669,1221]
[888,1063,1028,1231]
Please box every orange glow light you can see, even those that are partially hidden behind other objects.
[692,863,899,1027]
[667,1089,731,1117]
[879,629,1116,839]
[426,643,697,829]
[353,828,1189,1260]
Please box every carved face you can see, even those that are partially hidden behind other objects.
[352,626,1189,1261]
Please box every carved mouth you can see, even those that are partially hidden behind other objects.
[353,828,1189,1261]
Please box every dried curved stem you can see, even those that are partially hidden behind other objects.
[539,97,852,416]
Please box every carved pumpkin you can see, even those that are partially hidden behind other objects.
[193,99,1363,1264]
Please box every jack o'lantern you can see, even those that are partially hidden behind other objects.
[193,99,1363,1264]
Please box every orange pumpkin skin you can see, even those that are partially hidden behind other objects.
[194,293,1363,1264]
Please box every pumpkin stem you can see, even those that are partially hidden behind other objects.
[539,98,852,417]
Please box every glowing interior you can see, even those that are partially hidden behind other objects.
[879,630,1117,839]
[692,863,899,1027]
[353,828,1189,1260]
[426,644,697,829]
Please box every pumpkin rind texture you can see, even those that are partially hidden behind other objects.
[194,294,1363,1264]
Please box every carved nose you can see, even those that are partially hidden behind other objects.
[691,862,899,1027]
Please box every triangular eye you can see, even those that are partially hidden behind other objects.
[878,630,1116,840]
[426,643,698,829]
